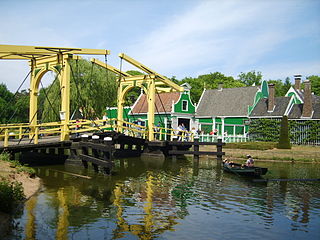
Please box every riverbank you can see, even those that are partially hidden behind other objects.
[200,144,320,162]
[0,156,41,237]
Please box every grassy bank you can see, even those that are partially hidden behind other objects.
[200,142,320,162]
[0,152,39,213]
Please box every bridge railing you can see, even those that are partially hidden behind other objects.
[153,125,196,141]
[0,118,121,147]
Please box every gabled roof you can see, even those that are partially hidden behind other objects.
[287,87,320,104]
[288,103,320,119]
[196,86,260,116]
[131,92,180,114]
[250,97,291,117]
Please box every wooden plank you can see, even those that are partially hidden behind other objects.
[146,141,167,147]
[168,150,225,155]
[79,154,111,167]
[48,169,91,179]
[79,142,113,152]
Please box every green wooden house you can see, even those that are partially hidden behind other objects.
[195,80,269,141]
[104,83,197,138]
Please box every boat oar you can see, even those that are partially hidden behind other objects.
[253,178,320,183]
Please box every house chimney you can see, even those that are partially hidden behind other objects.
[294,74,302,90]
[218,83,223,91]
[302,80,313,118]
[268,84,275,112]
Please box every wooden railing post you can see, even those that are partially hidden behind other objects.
[217,138,223,161]
[19,126,23,140]
[4,128,9,147]
[34,126,39,144]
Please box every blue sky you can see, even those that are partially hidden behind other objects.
[1,0,319,92]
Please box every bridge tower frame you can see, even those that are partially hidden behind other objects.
[0,45,109,141]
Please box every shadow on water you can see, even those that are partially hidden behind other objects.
[4,156,320,240]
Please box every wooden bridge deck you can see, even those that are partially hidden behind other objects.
[0,136,72,152]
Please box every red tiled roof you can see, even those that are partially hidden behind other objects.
[131,92,180,114]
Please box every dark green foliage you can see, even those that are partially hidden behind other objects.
[249,118,320,144]
[225,142,277,150]
[248,119,281,142]
[41,59,118,122]
[267,78,292,97]
[307,75,320,95]
[289,120,320,144]
[0,180,25,213]
[277,116,291,149]
[181,72,245,103]
[238,70,262,86]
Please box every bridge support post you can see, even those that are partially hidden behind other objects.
[4,128,9,147]
[147,79,155,141]
[60,56,71,141]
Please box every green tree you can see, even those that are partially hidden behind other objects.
[277,115,291,149]
[41,59,118,122]
[238,70,262,86]
[283,77,292,94]
[307,75,320,95]
[268,79,285,96]
[12,90,29,123]
[181,72,245,103]
[0,83,14,123]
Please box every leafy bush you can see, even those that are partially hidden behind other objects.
[0,180,25,213]
[277,116,291,149]
[225,141,277,150]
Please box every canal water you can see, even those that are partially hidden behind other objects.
[5,157,320,240]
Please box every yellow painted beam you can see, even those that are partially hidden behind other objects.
[0,44,110,60]
[118,53,183,92]
[90,58,132,77]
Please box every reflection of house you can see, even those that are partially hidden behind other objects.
[195,80,269,140]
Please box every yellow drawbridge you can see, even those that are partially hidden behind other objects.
[0,44,185,147]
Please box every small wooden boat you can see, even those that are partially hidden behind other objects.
[222,162,268,177]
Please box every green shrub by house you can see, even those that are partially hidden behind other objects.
[277,116,291,149]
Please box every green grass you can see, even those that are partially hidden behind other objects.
[225,142,277,150]
[0,152,36,177]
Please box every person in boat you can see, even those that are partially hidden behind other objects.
[245,155,254,167]
[223,159,235,167]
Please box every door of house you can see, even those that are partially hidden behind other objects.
[178,118,190,131]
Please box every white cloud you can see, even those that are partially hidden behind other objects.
[126,0,319,79]
[0,0,319,92]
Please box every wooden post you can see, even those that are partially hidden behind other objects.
[103,136,113,174]
[172,136,178,161]
[49,148,55,155]
[217,138,223,161]
[194,137,199,161]
[81,135,89,168]
[92,163,99,172]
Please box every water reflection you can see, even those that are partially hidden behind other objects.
[6,158,320,240]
